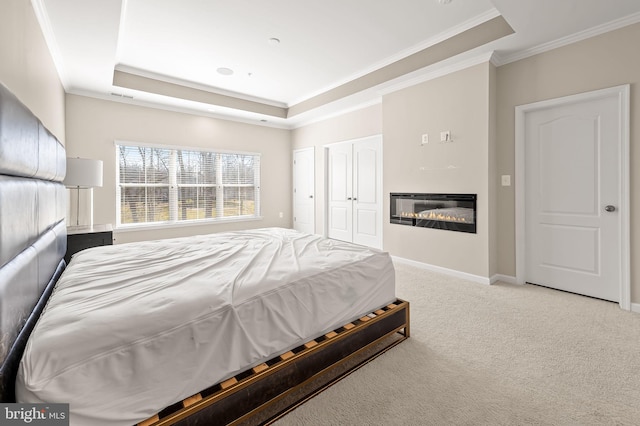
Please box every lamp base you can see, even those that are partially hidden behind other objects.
[69,186,94,227]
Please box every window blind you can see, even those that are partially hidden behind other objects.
[116,143,260,226]
[176,150,217,220]
[118,146,171,224]
[221,153,260,218]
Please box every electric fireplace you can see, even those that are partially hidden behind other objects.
[390,193,477,233]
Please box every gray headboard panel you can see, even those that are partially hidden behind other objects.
[0,85,65,180]
[0,82,66,401]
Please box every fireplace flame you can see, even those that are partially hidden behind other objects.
[400,210,467,223]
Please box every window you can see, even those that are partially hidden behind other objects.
[116,143,260,226]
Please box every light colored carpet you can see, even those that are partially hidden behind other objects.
[274,263,640,425]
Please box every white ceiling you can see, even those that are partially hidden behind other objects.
[34,0,640,128]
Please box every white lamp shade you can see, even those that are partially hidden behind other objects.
[63,158,103,188]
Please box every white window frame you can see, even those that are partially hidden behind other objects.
[115,141,261,229]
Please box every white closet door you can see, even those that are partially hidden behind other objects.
[293,148,315,234]
[327,135,382,249]
[353,137,382,249]
[327,142,352,242]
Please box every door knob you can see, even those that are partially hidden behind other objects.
[309,195,313,199]
[604,205,616,212]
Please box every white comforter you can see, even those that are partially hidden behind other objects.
[17,228,395,426]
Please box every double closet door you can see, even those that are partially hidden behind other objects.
[327,135,382,249]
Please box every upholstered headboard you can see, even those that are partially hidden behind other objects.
[0,82,67,401]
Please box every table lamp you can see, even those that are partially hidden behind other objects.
[63,157,103,226]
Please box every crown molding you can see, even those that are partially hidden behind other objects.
[31,0,69,89]
[114,64,287,108]
[288,8,502,106]
[289,98,382,129]
[495,11,640,66]
[377,51,496,96]
[67,88,291,129]
[290,50,497,129]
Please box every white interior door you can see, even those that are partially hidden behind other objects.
[327,136,382,249]
[293,147,315,234]
[352,137,382,248]
[327,142,352,242]
[520,86,629,302]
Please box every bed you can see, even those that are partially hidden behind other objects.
[0,82,409,425]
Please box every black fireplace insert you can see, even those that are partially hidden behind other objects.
[390,193,477,233]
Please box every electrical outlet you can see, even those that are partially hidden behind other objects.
[421,134,429,145]
[501,175,511,186]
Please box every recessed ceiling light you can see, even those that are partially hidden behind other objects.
[217,67,234,76]
[268,38,280,46]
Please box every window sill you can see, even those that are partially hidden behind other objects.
[114,216,264,233]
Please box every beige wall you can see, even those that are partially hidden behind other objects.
[383,63,493,278]
[65,95,292,243]
[0,0,65,141]
[496,22,640,303]
[291,104,383,234]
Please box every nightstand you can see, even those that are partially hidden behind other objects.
[65,224,113,264]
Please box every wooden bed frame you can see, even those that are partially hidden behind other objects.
[0,82,409,425]
[139,300,409,426]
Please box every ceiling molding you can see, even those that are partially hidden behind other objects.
[290,98,382,130]
[113,70,288,118]
[377,51,497,96]
[494,10,640,66]
[110,15,512,125]
[31,0,69,89]
[288,50,497,129]
[113,9,513,120]
[288,8,502,106]
[66,88,291,130]
[287,15,514,118]
[114,64,288,108]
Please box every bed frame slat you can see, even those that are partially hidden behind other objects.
[324,331,338,339]
[220,377,238,390]
[303,340,318,349]
[138,414,160,426]
[181,394,202,408]
[279,351,294,361]
[252,363,268,374]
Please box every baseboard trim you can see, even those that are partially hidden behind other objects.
[393,256,637,310]
[490,274,518,285]
[391,256,491,285]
